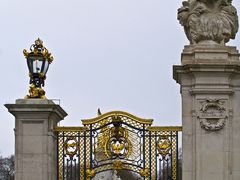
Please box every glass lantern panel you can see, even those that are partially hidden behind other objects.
[27,58,33,73]
[42,60,49,75]
[32,59,43,73]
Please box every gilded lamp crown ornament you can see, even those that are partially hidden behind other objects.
[23,38,54,99]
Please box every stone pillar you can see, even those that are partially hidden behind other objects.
[5,99,67,180]
[173,44,240,180]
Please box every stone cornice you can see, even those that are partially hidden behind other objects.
[5,99,68,120]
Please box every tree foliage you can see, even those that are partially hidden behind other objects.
[0,154,14,180]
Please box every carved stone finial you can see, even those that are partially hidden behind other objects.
[178,0,239,45]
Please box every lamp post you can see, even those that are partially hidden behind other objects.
[23,38,53,99]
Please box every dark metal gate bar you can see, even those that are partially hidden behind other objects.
[54,111,182,180]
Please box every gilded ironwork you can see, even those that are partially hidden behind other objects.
[55,110,182,180]
[58,133,64,180]
[86,169,95,178]
[64,137,79,157]
[171,134,178,180]
[23,38,54,63]
[105,126,133,158]
[25,84,46,99]
[54,126,87,132]
[157,135,172,158]
[112,160,123,170]
[82,111,153,125]
[148,126,182,131]
[140,168,149,177]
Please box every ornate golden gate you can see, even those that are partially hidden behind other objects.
[54,111,182,180]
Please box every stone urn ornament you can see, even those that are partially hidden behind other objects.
[178,0,239,45]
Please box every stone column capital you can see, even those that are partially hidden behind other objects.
[5,99,67,120]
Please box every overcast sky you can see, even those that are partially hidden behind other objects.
[0,0,240,156]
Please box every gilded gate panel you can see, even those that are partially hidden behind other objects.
[54,111,182,180]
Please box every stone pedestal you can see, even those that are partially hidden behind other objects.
[173,44,240,180]
[5,99,67,180]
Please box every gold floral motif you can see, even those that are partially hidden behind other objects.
[63,137,79,157]
[23,49,29,57]
[157,135,172,157]
[86,168,95,178]
[113,160,123,170]
[105,127,133,158]
[111,141,125,155]
[140,168,149,177]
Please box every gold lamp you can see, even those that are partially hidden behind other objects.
[23,38,54,99]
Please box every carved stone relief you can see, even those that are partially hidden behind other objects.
[197,99,228,131]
